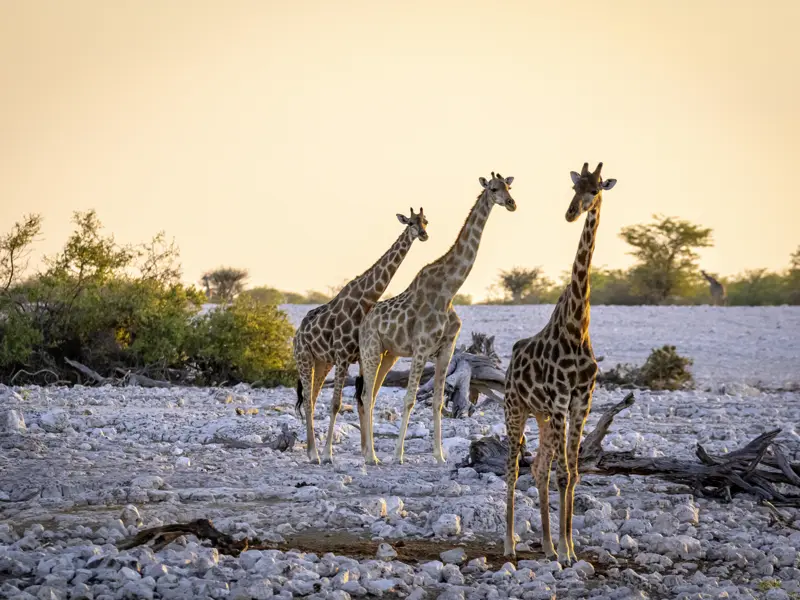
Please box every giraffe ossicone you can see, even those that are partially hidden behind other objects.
[293,207,428,464]
[356,172,517,466]
[503,162,617,565]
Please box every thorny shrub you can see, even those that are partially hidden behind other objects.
[0,211,295,387]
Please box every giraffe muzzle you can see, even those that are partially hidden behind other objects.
[505,199,517,212]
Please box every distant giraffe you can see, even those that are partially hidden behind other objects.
[701,270,727,306]
[293,208,428,464]
[357,172,517,465]
[503,162,617,563]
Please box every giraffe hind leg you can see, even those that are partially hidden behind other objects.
[394,350,428,464]
[432,312,461,463]
[295,353,318,464]
[358,340,383,465]
[503,396,527,557]
[322,360,348,464]
[305,360,330,465]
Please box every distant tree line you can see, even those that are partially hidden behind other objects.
[203,214,798,307]
[490,215,799,306]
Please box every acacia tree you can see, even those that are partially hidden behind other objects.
[201,267,249,304]
[1,214,42,293]
[497,266,552,304]
[619,215,713,303]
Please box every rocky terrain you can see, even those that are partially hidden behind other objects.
[1,305,799,599]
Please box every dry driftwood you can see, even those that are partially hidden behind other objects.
[457,392,800,506]
[118,518,248,555]
[62,358,173,388]
[325,332,507,418]
[116,369,173,388]
[211,423,298,452]
[417,352,506,418]
[64,357,107,384]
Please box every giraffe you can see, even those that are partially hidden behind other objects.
[701,270,727,306]
[356,172,516,465]
[503,162,617,563]
[293,208,429,464]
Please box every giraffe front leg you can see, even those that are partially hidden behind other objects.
[394,351,427,464]
[533,416,557,560]
[551,413,572,566]
[504,401,527,557]
[566,389,593,562]
[322,361,348,465]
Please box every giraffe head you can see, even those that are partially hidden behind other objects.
[396,206,429,241]
[566,162,617,222]
[479,172,516,212]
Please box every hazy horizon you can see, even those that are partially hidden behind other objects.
[2,0,798,301]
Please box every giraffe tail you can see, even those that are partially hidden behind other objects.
[354,374,365,408]
[295,379,304,419]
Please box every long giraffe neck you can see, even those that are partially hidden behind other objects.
[556,198,602,340]
[424,190,494,299]
[349,227,416,303]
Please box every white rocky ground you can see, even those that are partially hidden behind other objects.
[1,306,799,600]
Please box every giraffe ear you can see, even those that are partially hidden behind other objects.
[479,177,489,188]
[601,178,617,190]
[397,214,410,224]
[504,176,514,185]
[570,171,581,185]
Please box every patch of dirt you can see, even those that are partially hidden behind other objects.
[267,528,632,573]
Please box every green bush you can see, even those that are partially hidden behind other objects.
[601,345,693,391]
[639,345,694,390]
[590,268,645,305]
[452,293,472,305]
[0,211,296,387]
[241,286,285,305]
[0,308,40,369]
[187,296,295,385]
[726,270,790,306]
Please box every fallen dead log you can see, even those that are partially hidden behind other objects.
[456,433,534,474]
[417,352,505,418]
[211,423,298,452]
[118,518,248,555]
[116,369,173,388]
[457,392,800,506]
[60,359,174,388]
[324,332,507,417]
[64,357,107,385]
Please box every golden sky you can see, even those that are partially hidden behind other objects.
[2,0,798,300]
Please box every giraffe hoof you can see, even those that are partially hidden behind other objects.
[433,454,446,465]
[307,453,321,465]
[364,455,381,466]
[569,549,579,563]
[321,456,333,465]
